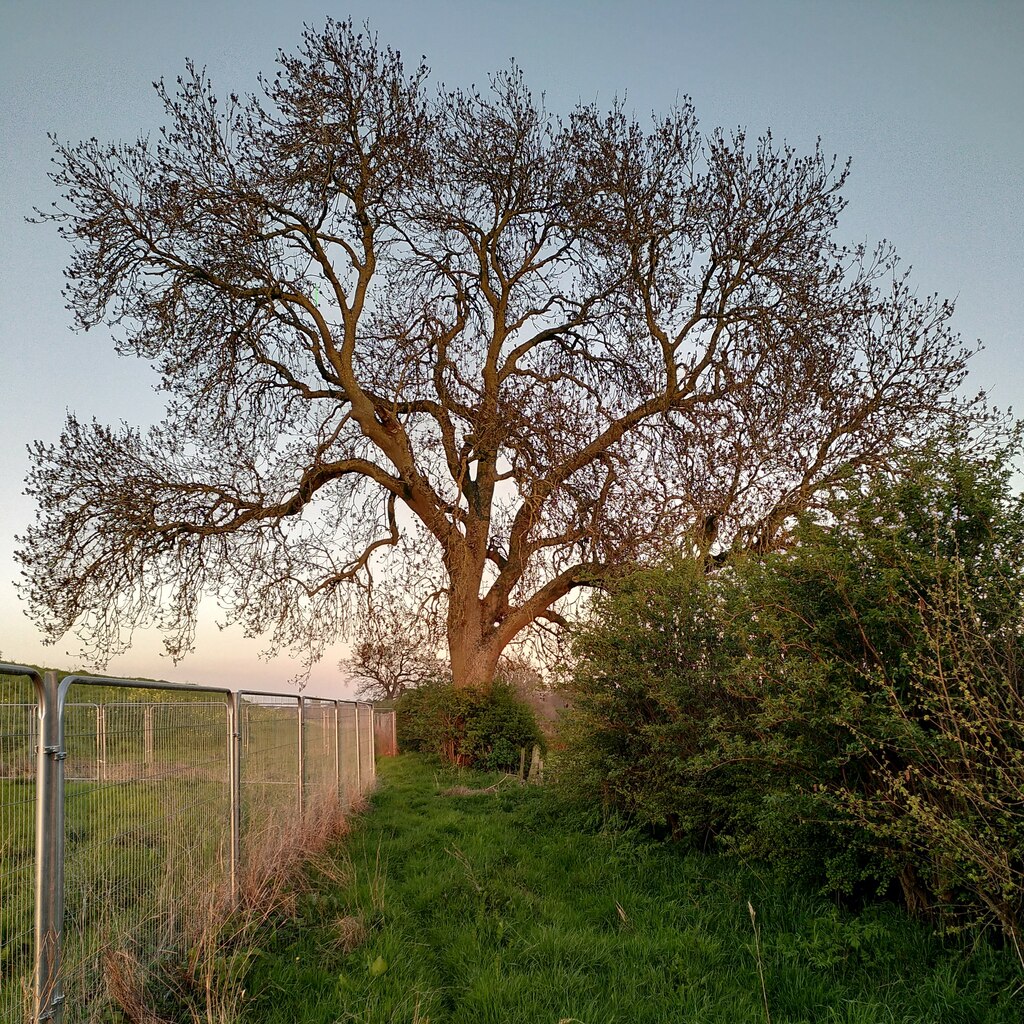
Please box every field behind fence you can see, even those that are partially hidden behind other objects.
[0,664,394,1024]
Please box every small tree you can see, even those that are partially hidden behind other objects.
[559,554,746,840]
[20,19,975,687]
[341,596,448,702]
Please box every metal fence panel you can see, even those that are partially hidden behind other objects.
[239,697,301,868]
[1,673,39,1024]
[303,699,338,812]
[0,665,379,1023]
[60,689,231,1020]
[373,709,397,757]
[358,705,375,784]
[339,703,360,803]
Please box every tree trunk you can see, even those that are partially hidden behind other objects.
[447,592,501,689]
[448,629,501,689]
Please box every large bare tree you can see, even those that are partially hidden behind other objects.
[19,20,973,688]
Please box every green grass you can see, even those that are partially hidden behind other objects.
[231,755,1020,1024]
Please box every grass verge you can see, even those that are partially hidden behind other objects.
[227,755,1018,1023]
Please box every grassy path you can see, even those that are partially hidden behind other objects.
[238,755,1018,1024]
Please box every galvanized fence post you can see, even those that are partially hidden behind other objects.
[28,701,38,761]
[333,700,341,801]
[297,696,305,819]
[143,704,154,770]
[33,670,70,1024]
[370,706,377,779]
[96,703,107,783]
[226,692,242,902]
[353,702,362,791]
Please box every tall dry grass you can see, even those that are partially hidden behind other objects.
[104,788,370,1024]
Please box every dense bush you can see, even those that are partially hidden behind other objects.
[396,681,542,771]
[555,556,755,842]
[558,437,1024,942]
[556,553,850,887]
[740,440,1024,934]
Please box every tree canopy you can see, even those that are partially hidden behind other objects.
[19,19,975,687]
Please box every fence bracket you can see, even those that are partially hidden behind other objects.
[39,992,67,1019]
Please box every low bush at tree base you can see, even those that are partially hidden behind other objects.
[396,681,542,771]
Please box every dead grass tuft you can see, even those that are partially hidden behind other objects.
[104,948,169,1024]
[440,784,500,797]
[332,913,368,953]
[439,773,522,798]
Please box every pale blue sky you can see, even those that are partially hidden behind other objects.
[1,0,1022,694]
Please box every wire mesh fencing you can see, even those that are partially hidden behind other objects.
[339,702,361,804]
[357,705,376,783]
[374,709,398,757]
[61,692,231,1016]
[1,670,39,1023]
[303,698,339,811]
[240,697,301,861]
[0,665,377,1024]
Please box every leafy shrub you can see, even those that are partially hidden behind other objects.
[555,552,860,889]
[555,555,752,841]
[559,435,1024,942]
[396,681,542,770]
[743,438,1024,936]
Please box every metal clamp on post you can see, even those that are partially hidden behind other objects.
[39,992,66,1021]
